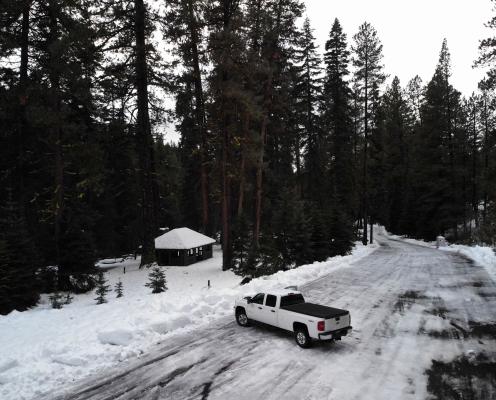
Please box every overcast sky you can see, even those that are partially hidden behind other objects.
[304,0,493,95]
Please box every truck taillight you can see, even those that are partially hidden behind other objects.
[317,321,325,331]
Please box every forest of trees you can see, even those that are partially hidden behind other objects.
[1,0,496,314]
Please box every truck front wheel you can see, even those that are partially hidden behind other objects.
[294,327,311,348]
[236,308,249,327]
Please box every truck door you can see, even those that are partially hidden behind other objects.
[248,293,265,322]
[262,294,278,326]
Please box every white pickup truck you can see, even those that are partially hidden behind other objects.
[234,289,352,348]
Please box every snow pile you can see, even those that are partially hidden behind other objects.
[0,242,378,400]
[97,329,134,346]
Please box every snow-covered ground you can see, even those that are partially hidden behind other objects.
[440,244,496,283]
[0,242,378,400]
[384,226,496,285]
[43,233,496,400]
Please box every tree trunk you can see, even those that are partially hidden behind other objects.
[47,1,64,265]
[134,0,157,267]
[295,134,302,198]
[446,81,457,241]
[362,60,369,245]
[254,112,269,248]
[220,0,239,270]
[370,219,373,244]
[186,0,209,234]
[482,95,489,223]
[472,106,478,226]
[17,0,30,209]
[237,112,249,217]
[253,1,282,249]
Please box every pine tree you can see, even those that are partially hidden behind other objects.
[49,291,63,309]
[207,0,244,270]
[412,39,464,240]
[115,279,124,298]
[406,75,424,124]
[146,266,168,294]
[64,293,74,305]
[164,0,210,234]
[475,6,496,244]
[0,197,40,315]
[352,22,386,244]
[382,77,415,233]
[475,0,496,90]
[322,18,356,255]
[294,18,323,205]
[94,271,110,304]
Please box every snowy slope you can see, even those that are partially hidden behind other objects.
[0,242,378,400]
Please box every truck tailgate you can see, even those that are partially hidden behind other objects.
[325,312,351,332]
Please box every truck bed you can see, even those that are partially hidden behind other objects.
[281,303,349,319]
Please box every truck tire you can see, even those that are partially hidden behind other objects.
[236,308,249,327]
[294,326,311,348]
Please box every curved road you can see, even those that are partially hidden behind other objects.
[51,238,496,400]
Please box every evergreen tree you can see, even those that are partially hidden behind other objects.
[49,291,63,309]
[64,293,73,305]
[352,22,386,244]
[475,0,496,90]
[94,271,110,304]
[406,75,424,124]
[164,0,210,234]
[412,40,464,240]
[115,279,124,298]
[377,77,414,233]
[322,18,356,255]
[0,198,40,315]
[146,266,168,294]
[294,18,323,205]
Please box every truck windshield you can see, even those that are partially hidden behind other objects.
[280,294,305,307]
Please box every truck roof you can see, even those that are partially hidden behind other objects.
[264,289,302,297]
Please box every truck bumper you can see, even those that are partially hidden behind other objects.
[318,326,352,341]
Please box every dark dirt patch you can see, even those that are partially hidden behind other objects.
[426,353,496,400]
[393,299,407,314]
[421,322,496,341]
[394,291,438,315]
[400,290,428,300]
[469,322,496,338]
[421,328,462,340]
[201,361,236,400]
[424,307,449,319]
[478,291,496,299]
[419,320,471,340]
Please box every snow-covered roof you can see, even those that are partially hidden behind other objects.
[155,227,216,250]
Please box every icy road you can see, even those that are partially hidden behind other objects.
[51,238,496,400]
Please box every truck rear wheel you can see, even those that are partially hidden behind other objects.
[236,308,249,327]
[294,327,311,348]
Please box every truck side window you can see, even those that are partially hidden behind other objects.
[251,293,265,305]
[265,295,277,307]
[280,294,305,307]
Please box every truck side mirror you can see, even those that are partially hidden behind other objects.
[245,296,252,303]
